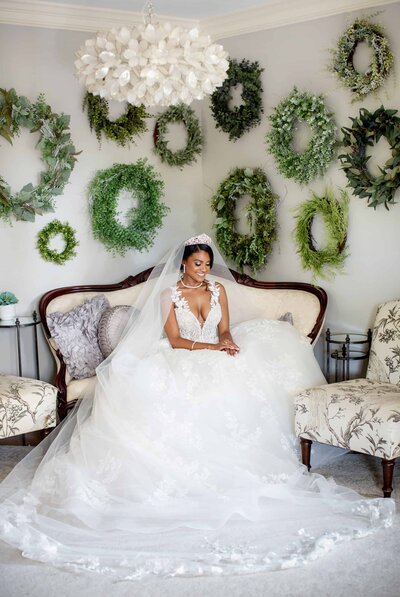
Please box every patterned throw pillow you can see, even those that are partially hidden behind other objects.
[47,295,109,379]
[98,305,133,358]
[278,311,294,325]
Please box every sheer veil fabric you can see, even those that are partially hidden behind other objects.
[0,236,395,579]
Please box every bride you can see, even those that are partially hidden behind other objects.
[0,234,395,579]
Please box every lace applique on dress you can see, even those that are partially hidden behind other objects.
[171,281,222,343]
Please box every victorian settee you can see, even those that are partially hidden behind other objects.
[39,268,327,421]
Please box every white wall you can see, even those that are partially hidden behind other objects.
[1,3,400,382]
[202,2,400,357]
[0,25,204,379]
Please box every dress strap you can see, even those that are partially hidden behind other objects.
[207,280,220,307]
[171,285,186,309]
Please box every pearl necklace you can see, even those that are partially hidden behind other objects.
[180,278,204,289]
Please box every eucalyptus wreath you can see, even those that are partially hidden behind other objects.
[153,103,203,167]
[37,219,79,265]
[210,58,264,141]
[83,92,148,146]
[330,16,394,102]
[211,167,277,273]
[294,188,349,279]
[266,88,337,185]
[339,106,400,210]
[89,160,169,256]
[0,88,78,223]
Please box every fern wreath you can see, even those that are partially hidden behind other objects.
[37,220,79,265]
[294,189,349,280]
[83,92,148,146]
[89,160,169,256]
[210,58,264,142]
[153,103,203,168]
[211,167,277,273]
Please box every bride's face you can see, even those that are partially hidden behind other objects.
[183,250,211,283]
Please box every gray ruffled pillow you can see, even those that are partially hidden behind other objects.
[278,311,294,325]
[98,305,133,358]
[47,295,109,379]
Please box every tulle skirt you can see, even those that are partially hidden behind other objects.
[0,320,394,579]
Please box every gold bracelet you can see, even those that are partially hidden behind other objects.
[191,341,196,350]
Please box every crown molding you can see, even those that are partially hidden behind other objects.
[0,0,398,36]
[0,0,198,32]
[204,0,400,40]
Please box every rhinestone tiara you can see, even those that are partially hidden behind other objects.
[184,233,212,247]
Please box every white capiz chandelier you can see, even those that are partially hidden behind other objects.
[75,1,229,107]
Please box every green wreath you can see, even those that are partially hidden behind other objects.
[330,16,394,102]
[339,106,400,210]
[211,167,277,273]
[266,88,337,185]
[210,58,264,142]
[89,160,169,256]
[153,103,203,168]
[83,92,148,146]
[37,219,79,265]
[0,88,78,223]
[294,189,349,279]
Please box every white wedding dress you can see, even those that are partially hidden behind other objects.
[0,279,395,579]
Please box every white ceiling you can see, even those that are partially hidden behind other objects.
[2,0,397,38]
[36,0,275,19]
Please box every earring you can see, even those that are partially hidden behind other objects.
[183,264,186,273]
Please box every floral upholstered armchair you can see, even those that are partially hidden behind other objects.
[295,300,400,498]
[0,374,57,441]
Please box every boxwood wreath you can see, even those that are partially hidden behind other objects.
[266,88,337,185]
[339,105,400,210]
[211,167,277,273]
[83,92,148,146]
[210,58,264,142]
[330,16,394,102]
[153,103,203,168]
[37,219,78,265]
[89,160,169,256]
[294,188,349,280]
[0,88,78,223]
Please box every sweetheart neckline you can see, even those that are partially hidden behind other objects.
[175,286,215,329]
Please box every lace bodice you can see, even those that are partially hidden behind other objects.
[171,280,221,343]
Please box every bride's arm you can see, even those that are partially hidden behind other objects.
[217,285,240,354]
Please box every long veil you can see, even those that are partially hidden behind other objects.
[0,235,395,579]
[92,235,255,438]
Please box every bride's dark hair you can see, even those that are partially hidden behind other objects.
[182,243,214,268]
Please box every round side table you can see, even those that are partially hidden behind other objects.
[325,328,372,383]
[0,311,41,379]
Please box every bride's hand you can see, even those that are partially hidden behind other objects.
[213,340,240,355]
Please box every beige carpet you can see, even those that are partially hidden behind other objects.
[0,446,399,597]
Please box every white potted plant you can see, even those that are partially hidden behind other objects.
[0,291,18,321]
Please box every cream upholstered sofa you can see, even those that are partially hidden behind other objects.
[295,299,400,498]
[39,268,327,421]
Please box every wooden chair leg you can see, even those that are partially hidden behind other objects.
[382,458,395,498]
[300,438,312,471]
[40,428,53,440]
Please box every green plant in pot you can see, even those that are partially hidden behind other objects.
[0,291,18,321]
